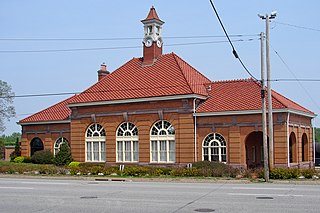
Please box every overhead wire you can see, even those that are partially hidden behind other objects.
[0,34,259,41]
[0,38,257,53]
[271,44,320,111]
[208,0,259,81]
[274,21,320,32]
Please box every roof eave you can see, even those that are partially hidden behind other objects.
[18,120,71,126]
[68,94,207,108]
[194,108,316,118]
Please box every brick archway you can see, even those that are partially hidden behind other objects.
[30,137,44,156]
[302,133,308,162]
[289,132,297,163]
[245,131,265,169]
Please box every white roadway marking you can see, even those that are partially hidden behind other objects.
[228,193,304,197]
[21,181,70,185]
[0,186,33,190]
[232,187,293,191]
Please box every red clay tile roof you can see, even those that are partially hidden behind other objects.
[143,6,161,21]
[19,96,74,123]
[69,53,211,105]
[19,60,314,124]
[196,79,314,115]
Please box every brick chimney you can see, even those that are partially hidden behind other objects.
[97,63,110,81]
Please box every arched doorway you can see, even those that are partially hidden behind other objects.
[289,132,297,163]
[30,137,44,156]
[302,133,308,162]
[245,131,265,169]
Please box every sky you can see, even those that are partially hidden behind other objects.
[0,0,319,135]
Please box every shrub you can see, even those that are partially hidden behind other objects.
[31,150,53,164]
[193,161,232,177]
[170,168,199,177]
[300,169,316,179]
[68,161,80,167]
[68,161,80,175]
[54,143,72,166]
[13,156,24,163]
[23,156,32,163]
[270,168,299,179]
[122,166,150,177]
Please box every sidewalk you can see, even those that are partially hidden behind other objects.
[1,173,320,185]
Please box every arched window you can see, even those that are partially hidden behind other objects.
[85,123,106,162]
[202,133,227,162]
[150,120,175,163]
[54,137,69,156]
[116,122,139,162]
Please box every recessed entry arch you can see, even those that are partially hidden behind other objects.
[30,137,44,156]
[245,131,267,169]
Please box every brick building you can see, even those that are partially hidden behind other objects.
[18,7,316,168]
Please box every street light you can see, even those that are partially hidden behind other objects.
[259,11,277,173]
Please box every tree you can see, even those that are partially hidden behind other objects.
[316,128,320,143]
[0,80,15,134]
[54,143,72,165]
[0,139,4,160]
[0,132,21,146]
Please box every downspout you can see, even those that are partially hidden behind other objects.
[193,98,197,162]
[287,112,290,167]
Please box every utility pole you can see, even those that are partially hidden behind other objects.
[259,11,277,170]
[260,32,269,182]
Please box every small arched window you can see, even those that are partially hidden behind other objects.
[85,123,106,162]
[54,137,69,156]
[150,120,175,163]
[202,133,227,162]
[116,122,139,162]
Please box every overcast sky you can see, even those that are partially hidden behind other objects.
[1,0,319,135]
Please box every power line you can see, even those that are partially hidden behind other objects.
[274,21,320,32]
[2,78,320,99]
[0,39,257,53]
[271,45,320,111]
[0,34,259,41]
[208,0,258,81]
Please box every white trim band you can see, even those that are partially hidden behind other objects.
[194,108,316,118]
[68,94,207,108]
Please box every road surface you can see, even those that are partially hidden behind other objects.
[0,177,319,213]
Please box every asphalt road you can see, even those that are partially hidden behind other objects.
[0,177,319,213]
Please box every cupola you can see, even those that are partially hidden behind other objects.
[141,6,165,65]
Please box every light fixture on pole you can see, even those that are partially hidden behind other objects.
[258,11,277,170]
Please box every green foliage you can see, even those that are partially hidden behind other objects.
[31,150,53,164]
[0,80,16,134]
[0,133,21,146]
[121,166,150,177]
[54,143,72,166]
[13,156,24,163]
[68,161,80,167]
[316,128,320,142]
[192,161,235,177]
[270,168,299,179]
[170,168,200,177]
[9,137,21,161]
[0,139,4,160]
[23,156,32,163]
[300,169,317,178]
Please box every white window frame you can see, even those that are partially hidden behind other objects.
[116,122,139,162]
[85,123,106,162]
[54,137,69,156]
[202,133,227,163]
[150,120,175,163]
